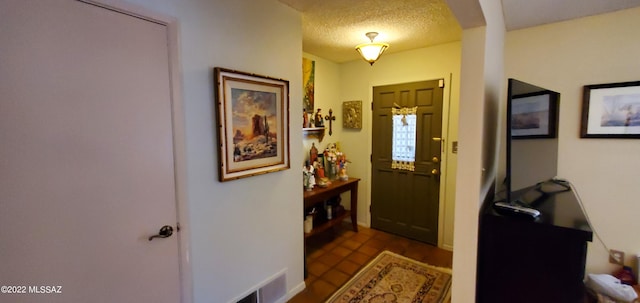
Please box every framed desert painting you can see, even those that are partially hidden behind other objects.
[214,68,290,181]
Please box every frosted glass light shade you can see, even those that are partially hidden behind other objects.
[355,42,389,65]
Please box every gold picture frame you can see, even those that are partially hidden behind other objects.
[214,68,290,181]
[343,100,362,129]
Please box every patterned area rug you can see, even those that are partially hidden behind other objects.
[325,250,452,303]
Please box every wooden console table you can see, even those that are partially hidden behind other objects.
[303,177,359,237]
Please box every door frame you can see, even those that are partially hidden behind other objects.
[365,77,453,250]
[82,1,192,302]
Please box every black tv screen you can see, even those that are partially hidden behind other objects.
[506,79,561,205]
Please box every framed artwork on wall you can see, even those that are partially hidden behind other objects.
[511,91,558,139]
[302,58,315,112]
[581,80,640,138]
[343,100,362,129]
[214,67,290,181]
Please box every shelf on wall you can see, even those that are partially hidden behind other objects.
[303,127,325,142]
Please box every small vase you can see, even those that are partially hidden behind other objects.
[329,162,338,180]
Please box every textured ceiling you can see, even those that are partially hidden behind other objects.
[278,0,462,63]
[502,0,640,30]
[280,0,640,63]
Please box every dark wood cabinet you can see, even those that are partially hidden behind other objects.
[303,178,359,278]
[303,177,359,236]
[477,188,593,303]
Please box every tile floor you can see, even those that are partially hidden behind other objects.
[288,222,453,303]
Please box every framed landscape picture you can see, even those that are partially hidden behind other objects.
[581,81,640,138]
[214,68,290,181]
[511,91,558,139]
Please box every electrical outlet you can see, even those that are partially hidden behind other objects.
[610,249,625,265]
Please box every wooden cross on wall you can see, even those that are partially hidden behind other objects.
[325,108,336,136]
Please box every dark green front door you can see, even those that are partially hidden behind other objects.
[371,80,444,245]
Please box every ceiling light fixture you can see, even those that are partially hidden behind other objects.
[355,32,389,66]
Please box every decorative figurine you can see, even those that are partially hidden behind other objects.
[303,161,315,191]
[314,108,324,127]
[337,152,349,180]
[310,143,318,164]
[314,160,328,187]
[303,109,309,128]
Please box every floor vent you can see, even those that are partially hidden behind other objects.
[236,270,287,303]
[237,292,257,303]
[258,272,286,303]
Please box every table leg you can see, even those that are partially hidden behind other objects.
[350,184,358,232]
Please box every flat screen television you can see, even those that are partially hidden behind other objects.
[505,79,567,206]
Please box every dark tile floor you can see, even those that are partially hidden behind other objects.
[288,222,453,303]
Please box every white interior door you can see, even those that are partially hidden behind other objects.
[0,1,182,302]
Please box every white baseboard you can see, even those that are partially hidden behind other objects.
[282,281,306,303]
[357,220,369,228]
[441,243,454,251]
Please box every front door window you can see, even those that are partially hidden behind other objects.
[391,106,417,171]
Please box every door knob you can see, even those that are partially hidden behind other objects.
[148,225,174,241]
[431,169,439,175]
[432,156,439,163]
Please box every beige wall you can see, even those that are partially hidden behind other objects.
[125,0,305,302]
[109,2,640,303]
[479,0,505,191]
[505,6,640,274]
[451,26,486,303]
[301,53,351,212]
[301,53,341,161]
[304,43,462,251]
[450,0,505,301]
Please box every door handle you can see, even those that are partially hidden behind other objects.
[148,225,174,241]
[431,169,439,175]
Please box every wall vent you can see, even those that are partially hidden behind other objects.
[259,272,286,303]
[234,269,287,303]
[237,292,257,303]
